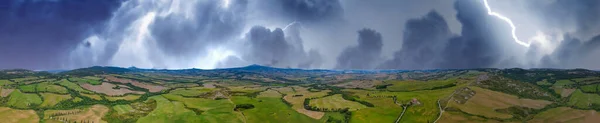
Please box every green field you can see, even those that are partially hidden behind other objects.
[581,84,599,93]
[347,83,459,123]
[137,95,243,123]
[113,104,135,114]
[385,79,456,91]
[18,84,37,92]
[568,89,600,108]
[36,82,68,94]
[72,97,83,103]
[169,87,215,97]
[231,96,318,123]
[7,90,43,108]
[0,80,14,86]
[58,79,93,93]
[554,80,575,87]
[3,65,600,122]
[309,94,367,111]
[70,77,102,85]
[18,82,68,94]
[40,93,72,107]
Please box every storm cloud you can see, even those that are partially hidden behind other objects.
[3,0,600,70]
[335,28,383,69]
[0,0,122,70]
[220,23,322,68]
[378,11,452,69]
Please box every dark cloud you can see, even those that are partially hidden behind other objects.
[280,0,343,22]
[227,24,322,68]
[534,0,600,40]
[378,11,452,69]
[0,0,122,69]
[252,0,344,23]
[150,0,247,56]
[540,34,600,68]
[335,28,383,69]
[379,0,516,69]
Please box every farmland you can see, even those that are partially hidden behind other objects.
[0,65,599,122]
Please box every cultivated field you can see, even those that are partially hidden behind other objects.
[0,107,39,123]
[104,76,166,92]
[45,105,109,123]
[530,107,600,123]
[309,94,367,111]
[81,82,144,96]
[40,93,72,107]
[449,87,552,119]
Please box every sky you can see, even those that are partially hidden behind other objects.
[1,0,600,70]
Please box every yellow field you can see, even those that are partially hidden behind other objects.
[0,88,14,97]
[530,107,600,123]
[0,107,39,123]
[282,86,330,119]
[449,87,552,119]
[40,93,72,107]
[45,105,109,123]
[309,94,367,111]
[80,93,103,100]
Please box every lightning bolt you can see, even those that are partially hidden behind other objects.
[483,0,530,47]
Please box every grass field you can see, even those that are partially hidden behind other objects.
[40,93,72,107]
[7,90,43,108]
[137,95,243,123]
[72,97,83,103]
[163,94,243,122]
[0,107,39,123]
[169,87,215,97]
[309,94,367,111]
[105,95,141,101]
[12,77,40,82]
[257,89,282,98]
[581,84,599,93]
[318,112,347,123]
[568,89,600,108]
[554,80,576,87]
[70,77,102,85]
[0,80,14,86]
[347,78,471,123]
[385,79,456,92]
[449,87,552,119]
[57,79,93,93]
[19,84,37,92]
[231,96,318,123]
[530,107,600,122]
[113,105,135,114]
[18,82,69,94]
[347,94,402,123]
[36,82,69,94]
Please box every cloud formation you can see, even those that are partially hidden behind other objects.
[0,0,121,70]
[219,23,322,68]
[3,0,600,70]
[336,28,383,69]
